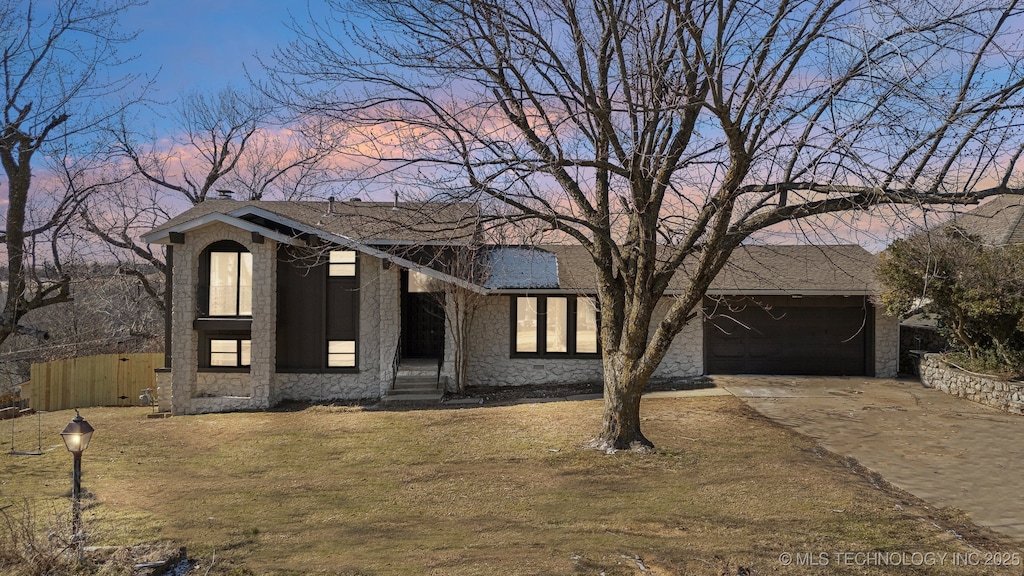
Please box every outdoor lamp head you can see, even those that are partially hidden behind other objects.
[60,409,94,454]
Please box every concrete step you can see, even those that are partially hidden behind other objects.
[391,385,440,395]
[382,391,444,404]
[393,376,439,387]
[396,369,439,379]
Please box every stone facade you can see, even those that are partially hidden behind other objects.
[164,220,400,414]
[271,262,400,403]
[919,353,1024,415]
[162,218,898,413]
[196,372,251,397]
[168,222,275,414]
[154,368,172,413]
[464,295,703,388]
[874,306,900,378]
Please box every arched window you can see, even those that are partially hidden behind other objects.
[199,240,252,317]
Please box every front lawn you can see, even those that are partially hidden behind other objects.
[2,397,1018,574]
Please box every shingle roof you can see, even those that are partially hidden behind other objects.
[147,200,877,295]
[487,244,878,294]
[708,244,878,295]
[145,199,480,245]
[946,195,1024,246]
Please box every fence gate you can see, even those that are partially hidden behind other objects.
[23,353,164,411]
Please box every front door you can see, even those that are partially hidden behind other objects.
[401,270,445,358]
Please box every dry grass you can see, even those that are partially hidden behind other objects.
[2,397,1021,575]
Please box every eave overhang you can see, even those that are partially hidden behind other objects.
[141,212,304,247]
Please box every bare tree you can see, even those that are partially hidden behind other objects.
[113,86,274,205]
[427,246,489,395]
[269,0,1024,450]
[0,0,145,348]
[82,86,341,309]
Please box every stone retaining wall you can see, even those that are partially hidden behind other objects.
[919,353,1024,415]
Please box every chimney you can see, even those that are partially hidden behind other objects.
[393,190,399,210]
[216,189,233,200]
[328,196,335,214]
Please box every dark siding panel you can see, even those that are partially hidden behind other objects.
[326,279,359,341]
[276,247,325,370]
[705,296,869,376]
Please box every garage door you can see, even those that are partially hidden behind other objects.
[704,296,872,376]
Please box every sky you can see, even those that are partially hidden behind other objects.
[11,0,990,252]
[118,0,331,120]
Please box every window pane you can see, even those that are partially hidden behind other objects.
[240,340,251,366]
[546,297,568,353]
[329,340,356,354]
[209,252,238,315]
[210,340,236,353]
[330,250,356,263]
[329,263,356,277]
[238,252,253,316]
[329,251,357,277]
[576,297,599,354]
[328,340,357,367]
[515,297,538,353]
[407,270,436,293]
[210,339,238,367]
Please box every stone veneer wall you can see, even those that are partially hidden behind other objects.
[465,295,702,388]
[155,369,172,413]
[196,372,251,397]
[169,222,275,415]
[270,258,398,403]
[874,305,900,378]
[919,353,1024,415]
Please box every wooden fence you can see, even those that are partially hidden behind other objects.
[22,353,164,411]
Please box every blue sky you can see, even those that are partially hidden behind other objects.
[119,0,330,110]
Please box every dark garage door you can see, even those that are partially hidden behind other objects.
[704,296,872,376]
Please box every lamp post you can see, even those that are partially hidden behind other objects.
[60,409,94,557]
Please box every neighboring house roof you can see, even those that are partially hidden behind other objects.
[945,195,1024,246]
[144,199,480,245]
[484,244,878,295]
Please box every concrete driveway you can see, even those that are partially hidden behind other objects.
[717,375,1024,542]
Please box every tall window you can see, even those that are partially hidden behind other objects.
[576,297,599,354]
[196,240,253,371]
[515,297,539,353]
[203,241,253,317]
[512,295,599,357]
[546,297,568,353]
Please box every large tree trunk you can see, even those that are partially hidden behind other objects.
[591,351,654,452]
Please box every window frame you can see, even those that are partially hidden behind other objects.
[198,332,252,372]
[198,240,253,318]
[328,249,357,277]
[327,340,358,368]
[510,295,600,358]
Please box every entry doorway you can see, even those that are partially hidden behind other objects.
[401,270,445,359]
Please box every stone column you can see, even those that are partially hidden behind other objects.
[377,264,401,397]
[169,233,197,415]
[250,239,276,409]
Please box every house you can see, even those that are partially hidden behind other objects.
[142,199,898,415]
[894,195,1024,371]
[945,194,1024,246]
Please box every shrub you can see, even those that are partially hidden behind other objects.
[878,226,1024,377]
